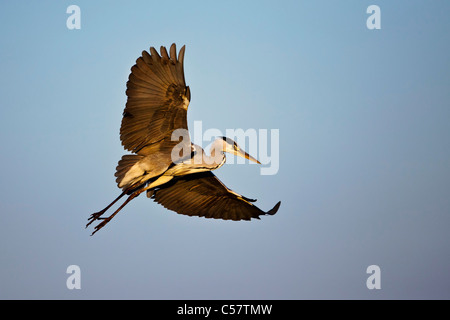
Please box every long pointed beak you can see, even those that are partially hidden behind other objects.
[237,149,261,164]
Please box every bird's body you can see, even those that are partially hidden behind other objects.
[87,44,280,235]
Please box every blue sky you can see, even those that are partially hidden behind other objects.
[1,0,449,299]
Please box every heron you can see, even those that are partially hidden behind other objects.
[87,43,281,235]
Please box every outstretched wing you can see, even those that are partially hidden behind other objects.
[151,172,281,221]
[121,43,191,155]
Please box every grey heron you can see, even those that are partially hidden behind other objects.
[87,43,280,235]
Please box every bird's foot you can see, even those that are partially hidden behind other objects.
[86,190,140,235]
[86,210,107,228]
[90,217,112,236]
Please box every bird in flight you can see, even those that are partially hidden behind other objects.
[87,44,280,235]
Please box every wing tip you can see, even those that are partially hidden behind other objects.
[178,45,186,64]
[267,201,281,215]
[149,46,160,60]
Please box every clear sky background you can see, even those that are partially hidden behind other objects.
[1,1,449,299]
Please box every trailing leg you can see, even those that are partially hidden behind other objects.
[86,191,127,228]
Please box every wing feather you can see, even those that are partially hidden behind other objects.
[160,46,170,61]
[151,172,281,221]
[121,44,190,155]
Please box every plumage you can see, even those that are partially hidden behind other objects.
[120,44,190,156]
[87,43,280,235]
[151,172,280,221]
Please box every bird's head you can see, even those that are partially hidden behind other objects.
[211,137,261,164]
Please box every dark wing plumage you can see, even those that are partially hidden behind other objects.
[121,43,191,155]
[151,171,281,220]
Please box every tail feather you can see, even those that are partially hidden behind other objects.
[115,154,145,189]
